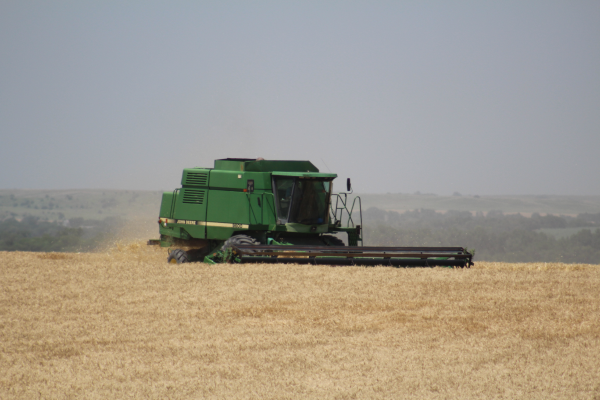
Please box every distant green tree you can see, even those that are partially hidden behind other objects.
[363,208,600,264]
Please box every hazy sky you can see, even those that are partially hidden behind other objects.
[1,1,599,195]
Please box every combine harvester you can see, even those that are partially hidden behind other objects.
[148,158,473,267]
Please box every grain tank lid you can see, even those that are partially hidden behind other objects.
[214,158,320,173]
[214,158,256,171]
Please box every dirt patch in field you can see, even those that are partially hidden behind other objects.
[1,243,599,399]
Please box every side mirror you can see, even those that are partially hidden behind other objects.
[346,178,352,192]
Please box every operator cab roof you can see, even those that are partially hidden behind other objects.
[214,158,336,178]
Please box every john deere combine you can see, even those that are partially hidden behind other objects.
[149,158,473,267]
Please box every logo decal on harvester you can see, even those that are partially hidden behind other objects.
[162,218,248,229]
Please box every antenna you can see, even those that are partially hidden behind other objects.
[321,158,331,172]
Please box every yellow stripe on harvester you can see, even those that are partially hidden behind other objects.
[164,219,248,229]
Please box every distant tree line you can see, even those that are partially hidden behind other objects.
[0,216,124,252]
[2,209,600,264]
[363,208,600,264]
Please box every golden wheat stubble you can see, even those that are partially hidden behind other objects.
[1,245,599,399]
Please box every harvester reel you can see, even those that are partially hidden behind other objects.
[168,249,189,264]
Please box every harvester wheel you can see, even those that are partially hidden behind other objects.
[221,235,260,263]
[221,234,260,252]
[167,249,189,264]
[322,235,345,246]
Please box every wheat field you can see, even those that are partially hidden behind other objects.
[1,243,599,399]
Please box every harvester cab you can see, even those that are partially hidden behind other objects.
[149,158,473,267]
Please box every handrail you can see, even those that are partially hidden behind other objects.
[330,193,363,243]
[169,188,180,218]
[349,196,363,230]
[247,192,257,224]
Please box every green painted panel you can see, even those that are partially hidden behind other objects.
[285,223,329,233]
[159,225,174,236]
[209,171,271,190]
[159,192,174,218]
[206,226,237,240]
[249,194,262,225]
[180,225,205,239]
[181,168,211,187]
[214,159,252,171]
[172,188,207,238]
[261,193,277,225]
[206,190,250,224]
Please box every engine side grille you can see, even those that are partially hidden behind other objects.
[182,189,205,204]
[185,172,208,186]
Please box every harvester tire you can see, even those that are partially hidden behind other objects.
[322,235,345,246]
[168,249,189,264]
[221,234,260,252]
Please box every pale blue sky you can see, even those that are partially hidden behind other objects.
[1,1,599,195]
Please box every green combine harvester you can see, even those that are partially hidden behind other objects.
[148,158,473,267]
